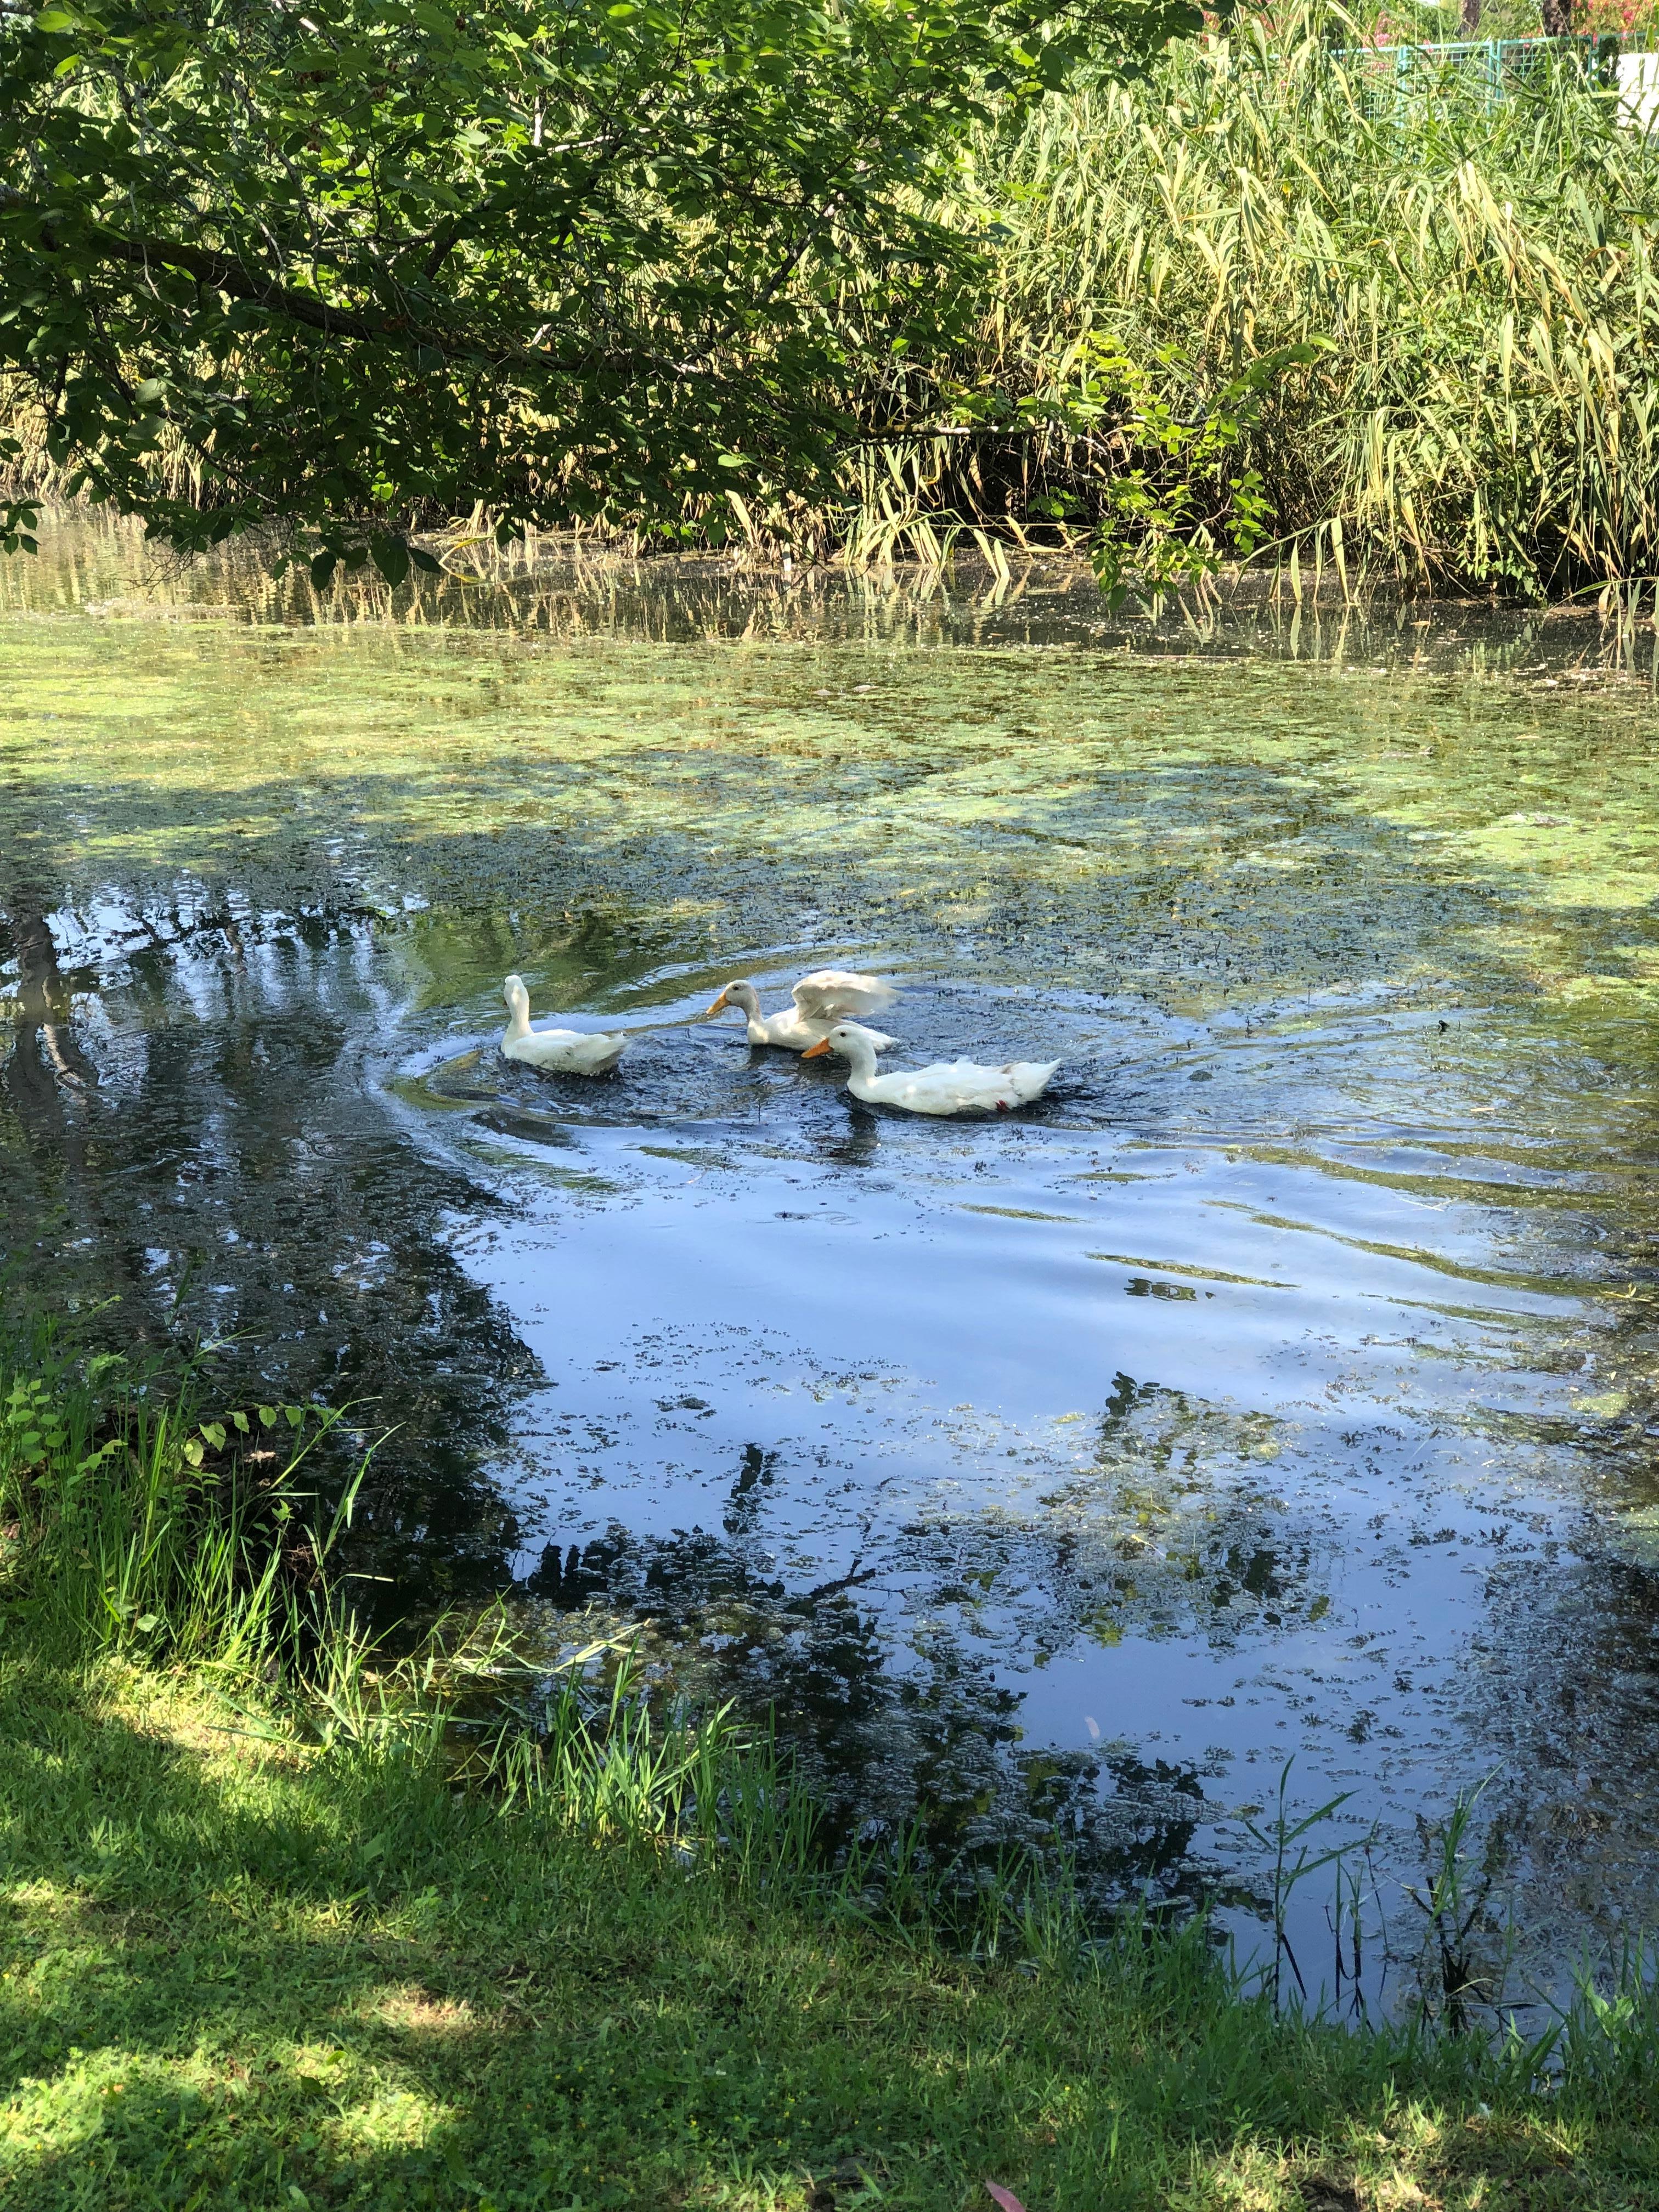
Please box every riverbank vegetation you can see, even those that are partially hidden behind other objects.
[913,10,1659,597]
[4,1337,1659,2209]
[0,0,1201,577]
[6,4,1659,599]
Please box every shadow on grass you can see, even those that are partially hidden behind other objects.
[4,1650,1659,2212]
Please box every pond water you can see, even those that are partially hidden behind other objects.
[7,515,1659,2008]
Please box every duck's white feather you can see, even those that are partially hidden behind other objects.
[814,1023,1059,1116]
[503,1028,628,1075]
[500,974,628,1076]
[789,969,900,1023]
[708,970,899,1052]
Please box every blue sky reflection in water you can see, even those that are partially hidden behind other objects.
[6,515,1659,2005]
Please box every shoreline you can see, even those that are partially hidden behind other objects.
[2,1341,1657,2210]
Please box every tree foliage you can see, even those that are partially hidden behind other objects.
[0,0,1201,570]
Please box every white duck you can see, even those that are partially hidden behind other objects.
[500,974,628,1075]
[703,968,899,1052]
[802,1022,1060,1115]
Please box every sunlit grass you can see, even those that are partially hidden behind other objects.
[2,1341,1658,2208]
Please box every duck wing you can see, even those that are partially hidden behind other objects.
[791,969,899,1021]
[872,1058,988,1115]
[881,1058,1060,1113]
[568,1030,629,1074]
[515,1028,628,1075]
[503,1029,572,1068]
[1001,1059,1062,1103]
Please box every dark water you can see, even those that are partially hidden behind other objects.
[7,514,1659,2006]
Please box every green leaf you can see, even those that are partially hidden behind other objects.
[369,534,410,588]
[0,0,1184,552]
[309,551,337,592]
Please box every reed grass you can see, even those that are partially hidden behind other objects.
[529,12,1659,592]
[904,7,1659,595]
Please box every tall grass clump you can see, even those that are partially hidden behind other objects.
[0,1340,323,1672]
[0,1331,798,1871]
[909,6,1659,595]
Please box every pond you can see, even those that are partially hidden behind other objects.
[6,514,1659,2010]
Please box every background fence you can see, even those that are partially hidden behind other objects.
[1337,30,1658,118]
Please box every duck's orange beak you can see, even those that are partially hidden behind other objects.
[801,1038,831,1058]
[703,991,730,1017]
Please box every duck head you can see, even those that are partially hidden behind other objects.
[501,973,533,1038]
[703,979,761,1020]
[802,1023,883,1076]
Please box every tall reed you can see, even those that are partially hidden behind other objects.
[913,8,1659,594]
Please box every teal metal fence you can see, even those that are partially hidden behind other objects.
[1339,30,1653,109]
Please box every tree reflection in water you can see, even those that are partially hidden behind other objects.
[527,1489,1216,1912]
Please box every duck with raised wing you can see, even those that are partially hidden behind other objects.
[703,968,899,1052]
[802,1022,1059,1115]
[500,974,628,1075]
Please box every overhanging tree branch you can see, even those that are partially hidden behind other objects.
[0,0,1205,549]
[3,191,430,347]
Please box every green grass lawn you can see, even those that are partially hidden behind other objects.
[3,1644,1657,2212]
[2,1355,1657,2210]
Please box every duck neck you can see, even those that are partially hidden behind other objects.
[838,1036,881,1093]
[504,993,532,1042]
[728,985,766,1040]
